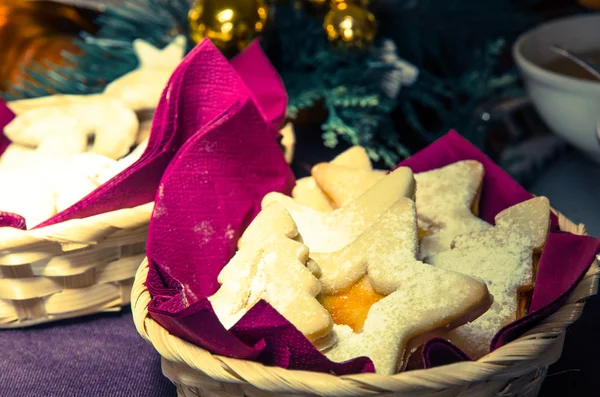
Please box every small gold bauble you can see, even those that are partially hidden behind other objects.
[323,3,376,48]
[188,0,269,54]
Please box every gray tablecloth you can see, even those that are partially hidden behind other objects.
[1,151,598,397]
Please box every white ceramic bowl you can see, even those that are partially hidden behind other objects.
[513,14,600,162]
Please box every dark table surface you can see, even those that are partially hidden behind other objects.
[0,145,598,397]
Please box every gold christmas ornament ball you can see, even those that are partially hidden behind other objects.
[188,0,269,54]
[323,3,376,48]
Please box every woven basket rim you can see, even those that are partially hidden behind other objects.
[0,202,154,250]
[0,202,154,328]
[131,209,600,396]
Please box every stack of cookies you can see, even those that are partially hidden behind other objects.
[208,146,551,375]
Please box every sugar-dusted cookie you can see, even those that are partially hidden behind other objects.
[314,198,490,375]
[54,153,118,213]
[415,160,491,259]
[237,204,298,249]
[259,166,416,253]
[0,170,56,227]
[103,36,186,111]
[308,160,490,258]
[312,163,390,207]
[4,97,139,160]
[0,144,36,172]
[330,145,373,169]
[97,139,149,185]
[428,197,550,359]
[210,206,334,350]
[291,177,335,212]
[291,146,373,212]
[279,122,295,164]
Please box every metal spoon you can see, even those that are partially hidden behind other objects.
[550,45,600,82]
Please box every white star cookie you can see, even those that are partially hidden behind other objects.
[210,206,334,350]
[428,197,550,359]
[311,163,388,208]
[305,159,491,259]
[103,35,186,111]
[315,198,490,374]
[415,160,491,259]
[292,146,375,212]
[257,166,416,253]
[280,122,295,164]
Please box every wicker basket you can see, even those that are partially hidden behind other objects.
[0,202,153,328]
[131,210,599,397]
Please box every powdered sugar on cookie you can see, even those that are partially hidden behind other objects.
[210,207,334,350]
[260,166,415,253]
[292,177,334,212]
[415,160,491,259]
[320,198,490,374]
[312,163,389,207]
[312,198,418,295]
[291,146,374,211]
[428,197,550,359]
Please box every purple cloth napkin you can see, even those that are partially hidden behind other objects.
[143,38,373,374]
[400,132,600,368]
[32,40,286,229]
[0,100,13,156]
[0,102,24,230]
[144,95,600,374]
[0,212,26,229]
[395,130,558,229]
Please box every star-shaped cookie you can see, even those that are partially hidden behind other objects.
[291,146,375,211]
[103,35,186,110]
[257,166,416,253]
[428,197,550,359]
[311,163,388,207]
[280,122,295,164]
[209,205,335,350]
[133,35,186,69]
[314,198,490,374]
[415,160,491,259]
[309,160,491,259]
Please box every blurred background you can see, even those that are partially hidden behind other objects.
[0,2,599,397]
[0,0,594,178]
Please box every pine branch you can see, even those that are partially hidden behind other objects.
[3,0,539,169]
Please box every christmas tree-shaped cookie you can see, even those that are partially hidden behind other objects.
[210,206,335,350]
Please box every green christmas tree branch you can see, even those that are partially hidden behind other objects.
[2,0,538,167]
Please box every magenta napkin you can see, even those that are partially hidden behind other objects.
[0,211,26,229]
[145,110,598,374]
[231,40,287,130]
[0,100,13,156]
[32,40,287,229]
[143,39,373,374]
[0,101,23,229]
[2,40,287,231]
[400,132,600,368]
